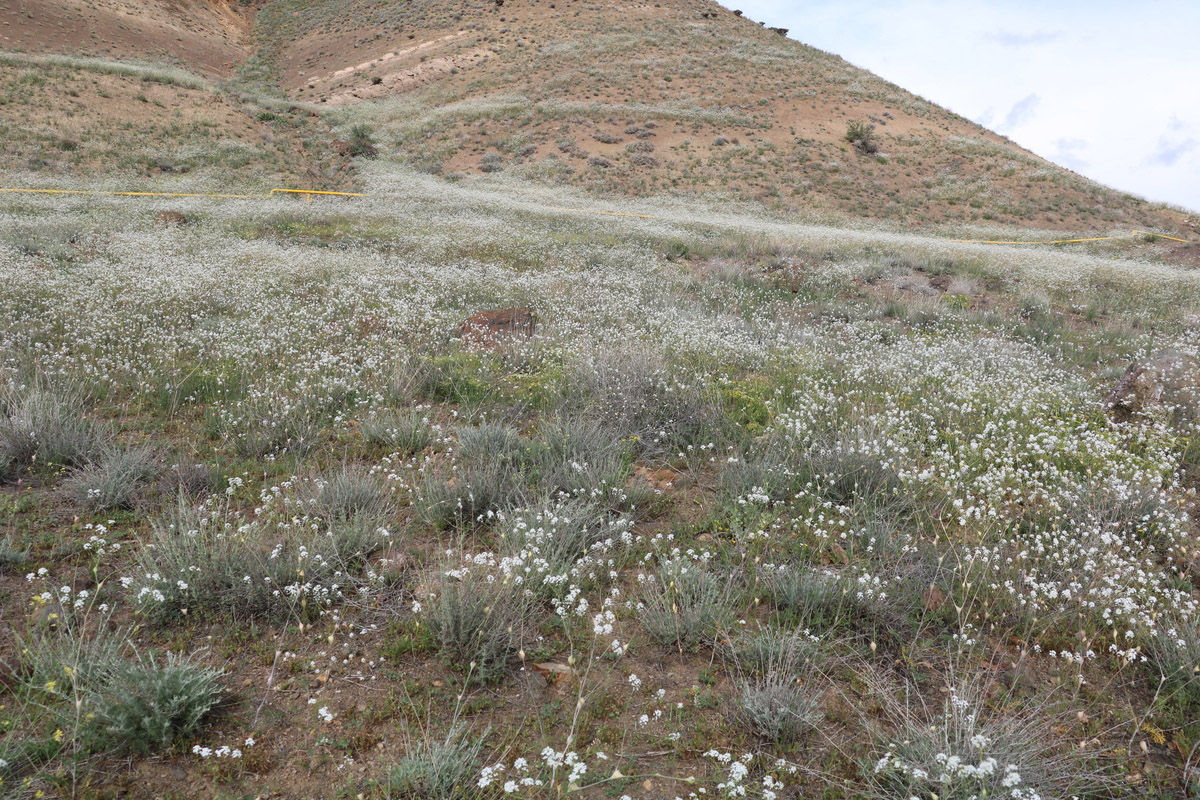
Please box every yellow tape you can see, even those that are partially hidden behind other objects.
[0,187,270,199]
[0,187,1191,244]
[950,229,1190,245]
[269,189,366,197]
[0,187,364,200]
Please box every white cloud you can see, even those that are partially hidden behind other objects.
[983,30,1063,47]
[1145,133,1197,168]
[999,94,1040,132]
[1051,138,1089,171]
[730,0,1200,213]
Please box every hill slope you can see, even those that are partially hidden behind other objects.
[1,0,1196,235]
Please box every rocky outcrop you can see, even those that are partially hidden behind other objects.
[458,307,536,347]
[1105,350,1200,420]
[156,210,188,225]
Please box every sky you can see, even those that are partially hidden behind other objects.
[730,0,1200,213]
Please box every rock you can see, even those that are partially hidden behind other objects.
[333,138,377,158]
[633,465,678,490]
[922,584,947,613]
[928,274,952,292]
[156,210,188,226]
[33,602,66,630]
[532,662,572,690]
[458,307,536,347]
[1104,350,1200,420]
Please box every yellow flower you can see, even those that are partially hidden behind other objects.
[53,729,64,742]
[44,680,57,693]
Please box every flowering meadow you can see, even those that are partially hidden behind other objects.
[1,166,1199,798]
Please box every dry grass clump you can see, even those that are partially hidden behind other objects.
[66,445,157,510]
[424,564,541,684]
[0,382,105,481]
[863,671,1114,800]
[639,557,736,652]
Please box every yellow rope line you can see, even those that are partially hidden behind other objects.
[950,229,1190,245]
[269,189,366,197]
[0,187,1191,244]
[0,187,365,199]
[0,187,270,199]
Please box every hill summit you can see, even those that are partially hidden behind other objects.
[1,0,1195,234]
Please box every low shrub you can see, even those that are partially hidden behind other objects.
[864,672,1112,800]
[764,565,908,641]
[1,382,104,481]
[639,557,735,652]
[0,533,27,570]
[416,460,527,530]
[570,348,718,456]
[133,488,387,622]
[425,565,540,683]
[67,445,157,510]
[494,499,632,598]
[845,119,878,154]
[732,671,823,742]
[1146,616,1200,711]
[525,418,628,496]
[727,626,821,676]
[388,726,485,800]
[362,409,434,455]
[90,652,223,754]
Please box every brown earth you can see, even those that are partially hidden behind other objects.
[0,0,1197,234]
[0,59,356,189]
[0,0,252,78]
[255,0,1198,235]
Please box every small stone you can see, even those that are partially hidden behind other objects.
[922,584,947,613]
[458,307,536,348]
[1105,350,1200,420]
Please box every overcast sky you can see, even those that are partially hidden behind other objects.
[731,0,1200,213]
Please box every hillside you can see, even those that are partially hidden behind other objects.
[0,0,1196,237]
[5,3,1200,800]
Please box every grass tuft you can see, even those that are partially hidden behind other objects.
[66,445,157,510]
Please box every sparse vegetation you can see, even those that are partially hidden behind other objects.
[0,1,1197,795]
[845,119,879,154]
[67,445,157,510]
[91,652,223,754]
[1,382,104,481]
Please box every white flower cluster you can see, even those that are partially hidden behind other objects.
[193,738,255,760]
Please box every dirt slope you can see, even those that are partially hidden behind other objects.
[245,0,1194,233]
[0,0,251,77]
[1,0,1197,236]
